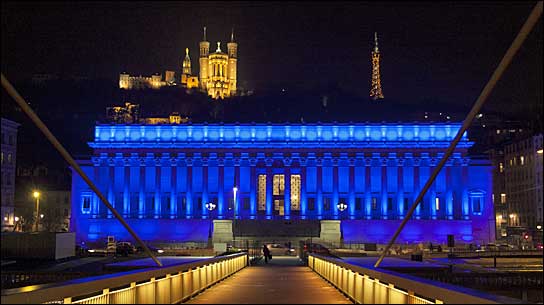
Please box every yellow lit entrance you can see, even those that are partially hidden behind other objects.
[273,175,285,216]
[256,173,301,216]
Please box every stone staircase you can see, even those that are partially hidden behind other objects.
[233,219,321,238]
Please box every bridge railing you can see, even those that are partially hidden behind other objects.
[308,254,523,304]
[1,253,248,304]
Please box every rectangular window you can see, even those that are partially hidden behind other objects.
[308,198,315,211]
[243,197,250,210]
[228,198,234,211]
[163,195,171,211]
[130,192,139,217]
[435,197,440,211]
[500,193,506,204]
[355,197,362,211]
[290,174,301,211]
[115,193,123,209]
[520,156,525,165]
[499,162,504,173]
[258,174,266,211]
[473,197,481,213]
[324,197,331,210]
[194,197,202,215]
[180,196,187,210]
[387,198,393,211]
[404,198,410,211]
[273,174,285,196]
[82,196,91,210]
[145,193,154,216]
[371,197,377,210]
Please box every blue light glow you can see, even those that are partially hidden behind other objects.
[73,122,492,245]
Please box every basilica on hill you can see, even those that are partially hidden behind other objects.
[119,27,238,99]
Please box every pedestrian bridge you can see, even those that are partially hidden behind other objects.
[1,253,522,304]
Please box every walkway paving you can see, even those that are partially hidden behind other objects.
[186,256,353,304]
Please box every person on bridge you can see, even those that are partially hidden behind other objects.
[262,244,271,264]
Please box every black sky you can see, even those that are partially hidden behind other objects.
[1,1,542,115]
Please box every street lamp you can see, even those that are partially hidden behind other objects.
[337,202,348,219]
[13,216,20,232]
[337,202,348,247]
[33,191,41,232]
[206,202,217,246]
[232,186,238,246]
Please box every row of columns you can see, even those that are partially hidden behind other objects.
[90,152,472,220]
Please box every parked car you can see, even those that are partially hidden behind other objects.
[302,242,333,256]
[116,242,137,256]
[497,244,515,251]
[87,247,111,256]
[136,245,164,255]
[265,243,296,256]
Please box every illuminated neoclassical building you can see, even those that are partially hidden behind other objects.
[119,27,237,99]
[71,123,495,246]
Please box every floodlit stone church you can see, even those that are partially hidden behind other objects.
[119,27,237,99]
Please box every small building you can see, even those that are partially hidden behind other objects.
[1,118,20,231]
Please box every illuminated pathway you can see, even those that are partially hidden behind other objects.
[186,256,353,304]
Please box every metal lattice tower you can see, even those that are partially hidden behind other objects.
[370,32,384,100]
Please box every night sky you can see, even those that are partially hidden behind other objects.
[1,1,542,115]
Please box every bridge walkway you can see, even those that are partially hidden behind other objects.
[186,256,353,304]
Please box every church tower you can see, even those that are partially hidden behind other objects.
[369,32,384,100]
[181,48,191,85]
[199,26,210,91]
[182,48,192,75]
[226,28,238,96]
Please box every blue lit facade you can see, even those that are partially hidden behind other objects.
[71,123,495,245]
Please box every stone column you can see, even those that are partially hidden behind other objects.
[429,155,437,220]
[107,160,114,218]
[266,158,273,219]
[202,156,209,218]
[170,157,177,219]
[397,158,404,219]
[249,157,257,219]
[186,157,193,219]
[381,156,388,219]
[316,157,323,219]
[348,157,355,219]
[284,156,291,219]
[364,157,372,219]
[138,157,145,219]
[123,158,130,217]
[413,156,421,219]
[446,158,453,220]
[91,157,102,218]
[462,157,470,220]
[300,156,307,219]
[218,157,225,219]
[154,158,161,219]
[332,157,339,219]
[234,156,241,219]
